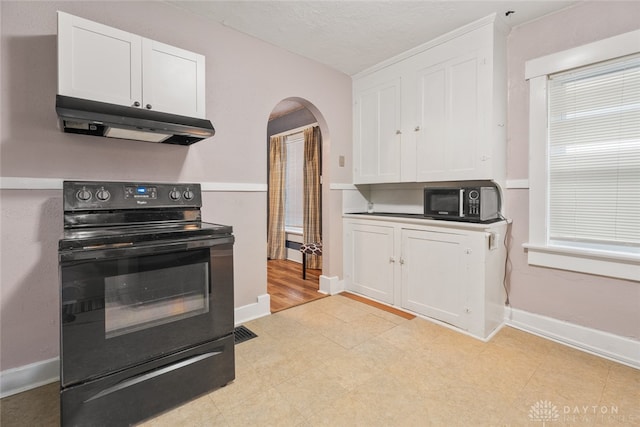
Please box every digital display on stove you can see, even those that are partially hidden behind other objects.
[125,186,157,199]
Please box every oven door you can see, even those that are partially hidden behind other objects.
[59,235,234,388]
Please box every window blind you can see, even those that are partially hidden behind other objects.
[284,131,304,229]
[547,54,640,253]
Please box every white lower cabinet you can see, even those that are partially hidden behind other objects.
[344,216,507,339]
[400,229,468,331]
[343,222,395,304]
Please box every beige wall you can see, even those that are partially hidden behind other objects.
[0,1,352,371]
[506,1,640,339]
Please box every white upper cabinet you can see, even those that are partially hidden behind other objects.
[141,39,205,119]
[353,71,402,184]
[352,15,507,185]
[57,12,142,108]
[415,51,488,181]
[57,12,206,118]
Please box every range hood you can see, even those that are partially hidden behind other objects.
[56,95,215,145]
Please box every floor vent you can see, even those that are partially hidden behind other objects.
[234,325,258,344]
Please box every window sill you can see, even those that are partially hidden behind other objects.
[523,243,639,282]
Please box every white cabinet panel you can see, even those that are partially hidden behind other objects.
[57,12,142,107]
[401,229,467,330]
[415,66,447,178]
[344,222,395,304]
[353,78,402,184]
[142,39,205,118]
[415,52,483,181]
[448,55,480,174]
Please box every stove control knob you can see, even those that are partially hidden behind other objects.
[76,189,92,201]
[183,190,195,200]
[169,189,182,201]
[96,189,111,201]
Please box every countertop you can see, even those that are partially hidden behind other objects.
[343,212,509,231]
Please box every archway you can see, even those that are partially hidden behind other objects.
[265,97,330,313]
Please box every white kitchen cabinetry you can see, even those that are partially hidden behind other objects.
[343,214,507,340]
[400,228,468,330]
[414,49,492,181]
[352,72,403,184]
[57,12,205,118]
[343,221,396,304]
[352,14,507,185]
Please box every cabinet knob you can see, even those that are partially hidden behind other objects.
[399,258,405,265]
[146,104,153,110]
[389,257,396,263]
[395,130,402,135]
[414,126,421,132]
[133,101,141,107]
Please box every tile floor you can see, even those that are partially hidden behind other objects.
[1,294,638,426]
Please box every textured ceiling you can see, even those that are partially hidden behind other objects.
[166,0,578,76]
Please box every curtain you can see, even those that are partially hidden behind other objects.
[267,135,286,259]
[303,126,322,269]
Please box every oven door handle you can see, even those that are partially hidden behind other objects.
[83,351,223,403]
[59,235,234,262]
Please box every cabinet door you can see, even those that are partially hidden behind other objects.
[353,78,402,184]
[57,12,142,107]
[400,229,468,330]
[344,222,395,304]
[142,39,206,118]
[415,52,483,181]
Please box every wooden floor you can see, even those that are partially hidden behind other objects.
[341,292,416,320]
[267,259,326,313]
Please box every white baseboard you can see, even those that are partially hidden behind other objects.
[319,275,344,295]
[0,357,59,399]
[505,307,640,369]
[234,293,271,326]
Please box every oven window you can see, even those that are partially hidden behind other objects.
[104,261,209,339]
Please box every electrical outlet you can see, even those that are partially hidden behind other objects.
[339,155,345,167]
[489,233,498,250]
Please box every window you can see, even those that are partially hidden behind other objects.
[284,131,304,230]
[525,29,640,281]
[548,55,640,252]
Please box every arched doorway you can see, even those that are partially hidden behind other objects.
[266,98,327,312]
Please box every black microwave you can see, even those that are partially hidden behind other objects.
[424,186,500,222]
